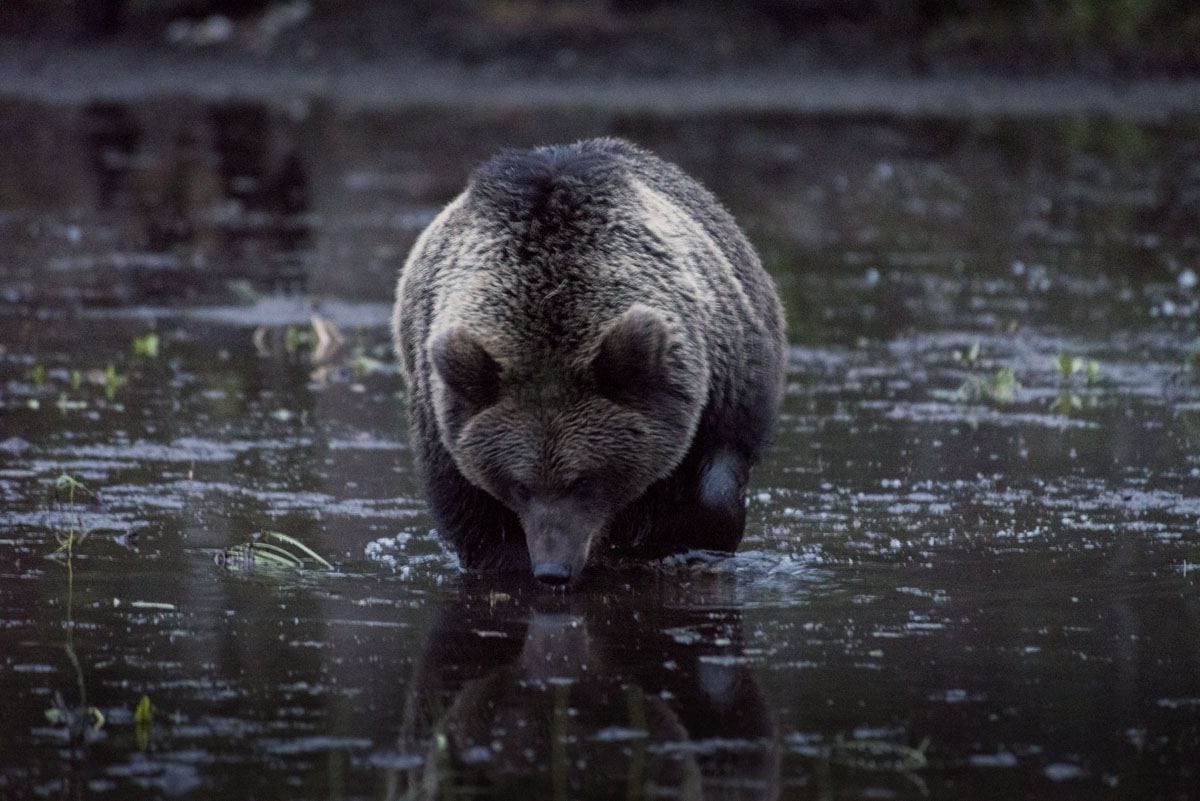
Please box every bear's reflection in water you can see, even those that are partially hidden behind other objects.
[391,574,780,801]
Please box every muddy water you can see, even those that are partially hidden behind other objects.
[1,99,1199,800]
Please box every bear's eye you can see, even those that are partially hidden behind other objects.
[566,477,598,502]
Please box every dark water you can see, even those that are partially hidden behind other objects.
[1,99,1199,800]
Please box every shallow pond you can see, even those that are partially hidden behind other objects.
[1,100,1199,800]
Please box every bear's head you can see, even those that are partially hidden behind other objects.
[429,304,706,588]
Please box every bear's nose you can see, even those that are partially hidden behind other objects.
[532,562,573,588]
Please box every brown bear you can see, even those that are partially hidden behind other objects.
[392,137,785,588]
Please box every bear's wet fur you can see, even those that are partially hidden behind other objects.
[393,137,785,587]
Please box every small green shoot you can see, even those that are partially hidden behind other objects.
[27,363,47,386]
[1058,351,1084,380]
[952,341,981,367]
[284,325,312,354]
[43,692,105,735]
[41,473,110,746]
[957,367,1020,405]
[55,473,92,501]
[951,343,1020,405]
[51,473,95,554]
[54,528,85,554]
[1054,351,1102,415]
[351,352,396,378]
[989,366,1018,404]
[134,695,154,725]
[132,333,160,359]
[103,364,127,400]
[135,694,154,751]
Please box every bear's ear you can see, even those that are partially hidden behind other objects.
[592,305,673,403]
[429,327,501,411]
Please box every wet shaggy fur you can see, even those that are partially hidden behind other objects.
[393,137,785,581]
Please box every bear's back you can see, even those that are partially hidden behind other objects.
[592,139,783,345]
[465,137,780,330]
[467,137,750,273]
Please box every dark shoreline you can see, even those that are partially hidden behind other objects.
[2,46,1200,119]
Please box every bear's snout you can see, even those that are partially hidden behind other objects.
[531,561,573,587]
[521,498,599,591]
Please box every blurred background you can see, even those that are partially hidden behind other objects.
[1,0,1198,318]
[4,0,1200,76]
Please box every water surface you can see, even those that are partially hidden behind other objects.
[1,100,1199,800]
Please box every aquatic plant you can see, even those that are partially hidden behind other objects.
[43,691,104,736]
[216,530,332,571]
[132,332,160,359]
[54,471,91,501]
[135,695,154,751]
[1054,351,1102,414]
[27,363,47,386]
[351,348,398,378]
[952,343,1020,405]
[44,474,105,746]
[952,341,981,368]
[103,363,127,400]
[24,355,138,410]
[831,736,930,772]
[52,473,94,554]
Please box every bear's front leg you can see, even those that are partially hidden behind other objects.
[688,446,750,551]
[608,445,749,558]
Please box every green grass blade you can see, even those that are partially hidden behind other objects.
[264,531,332,568]
[249,541,305,567]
